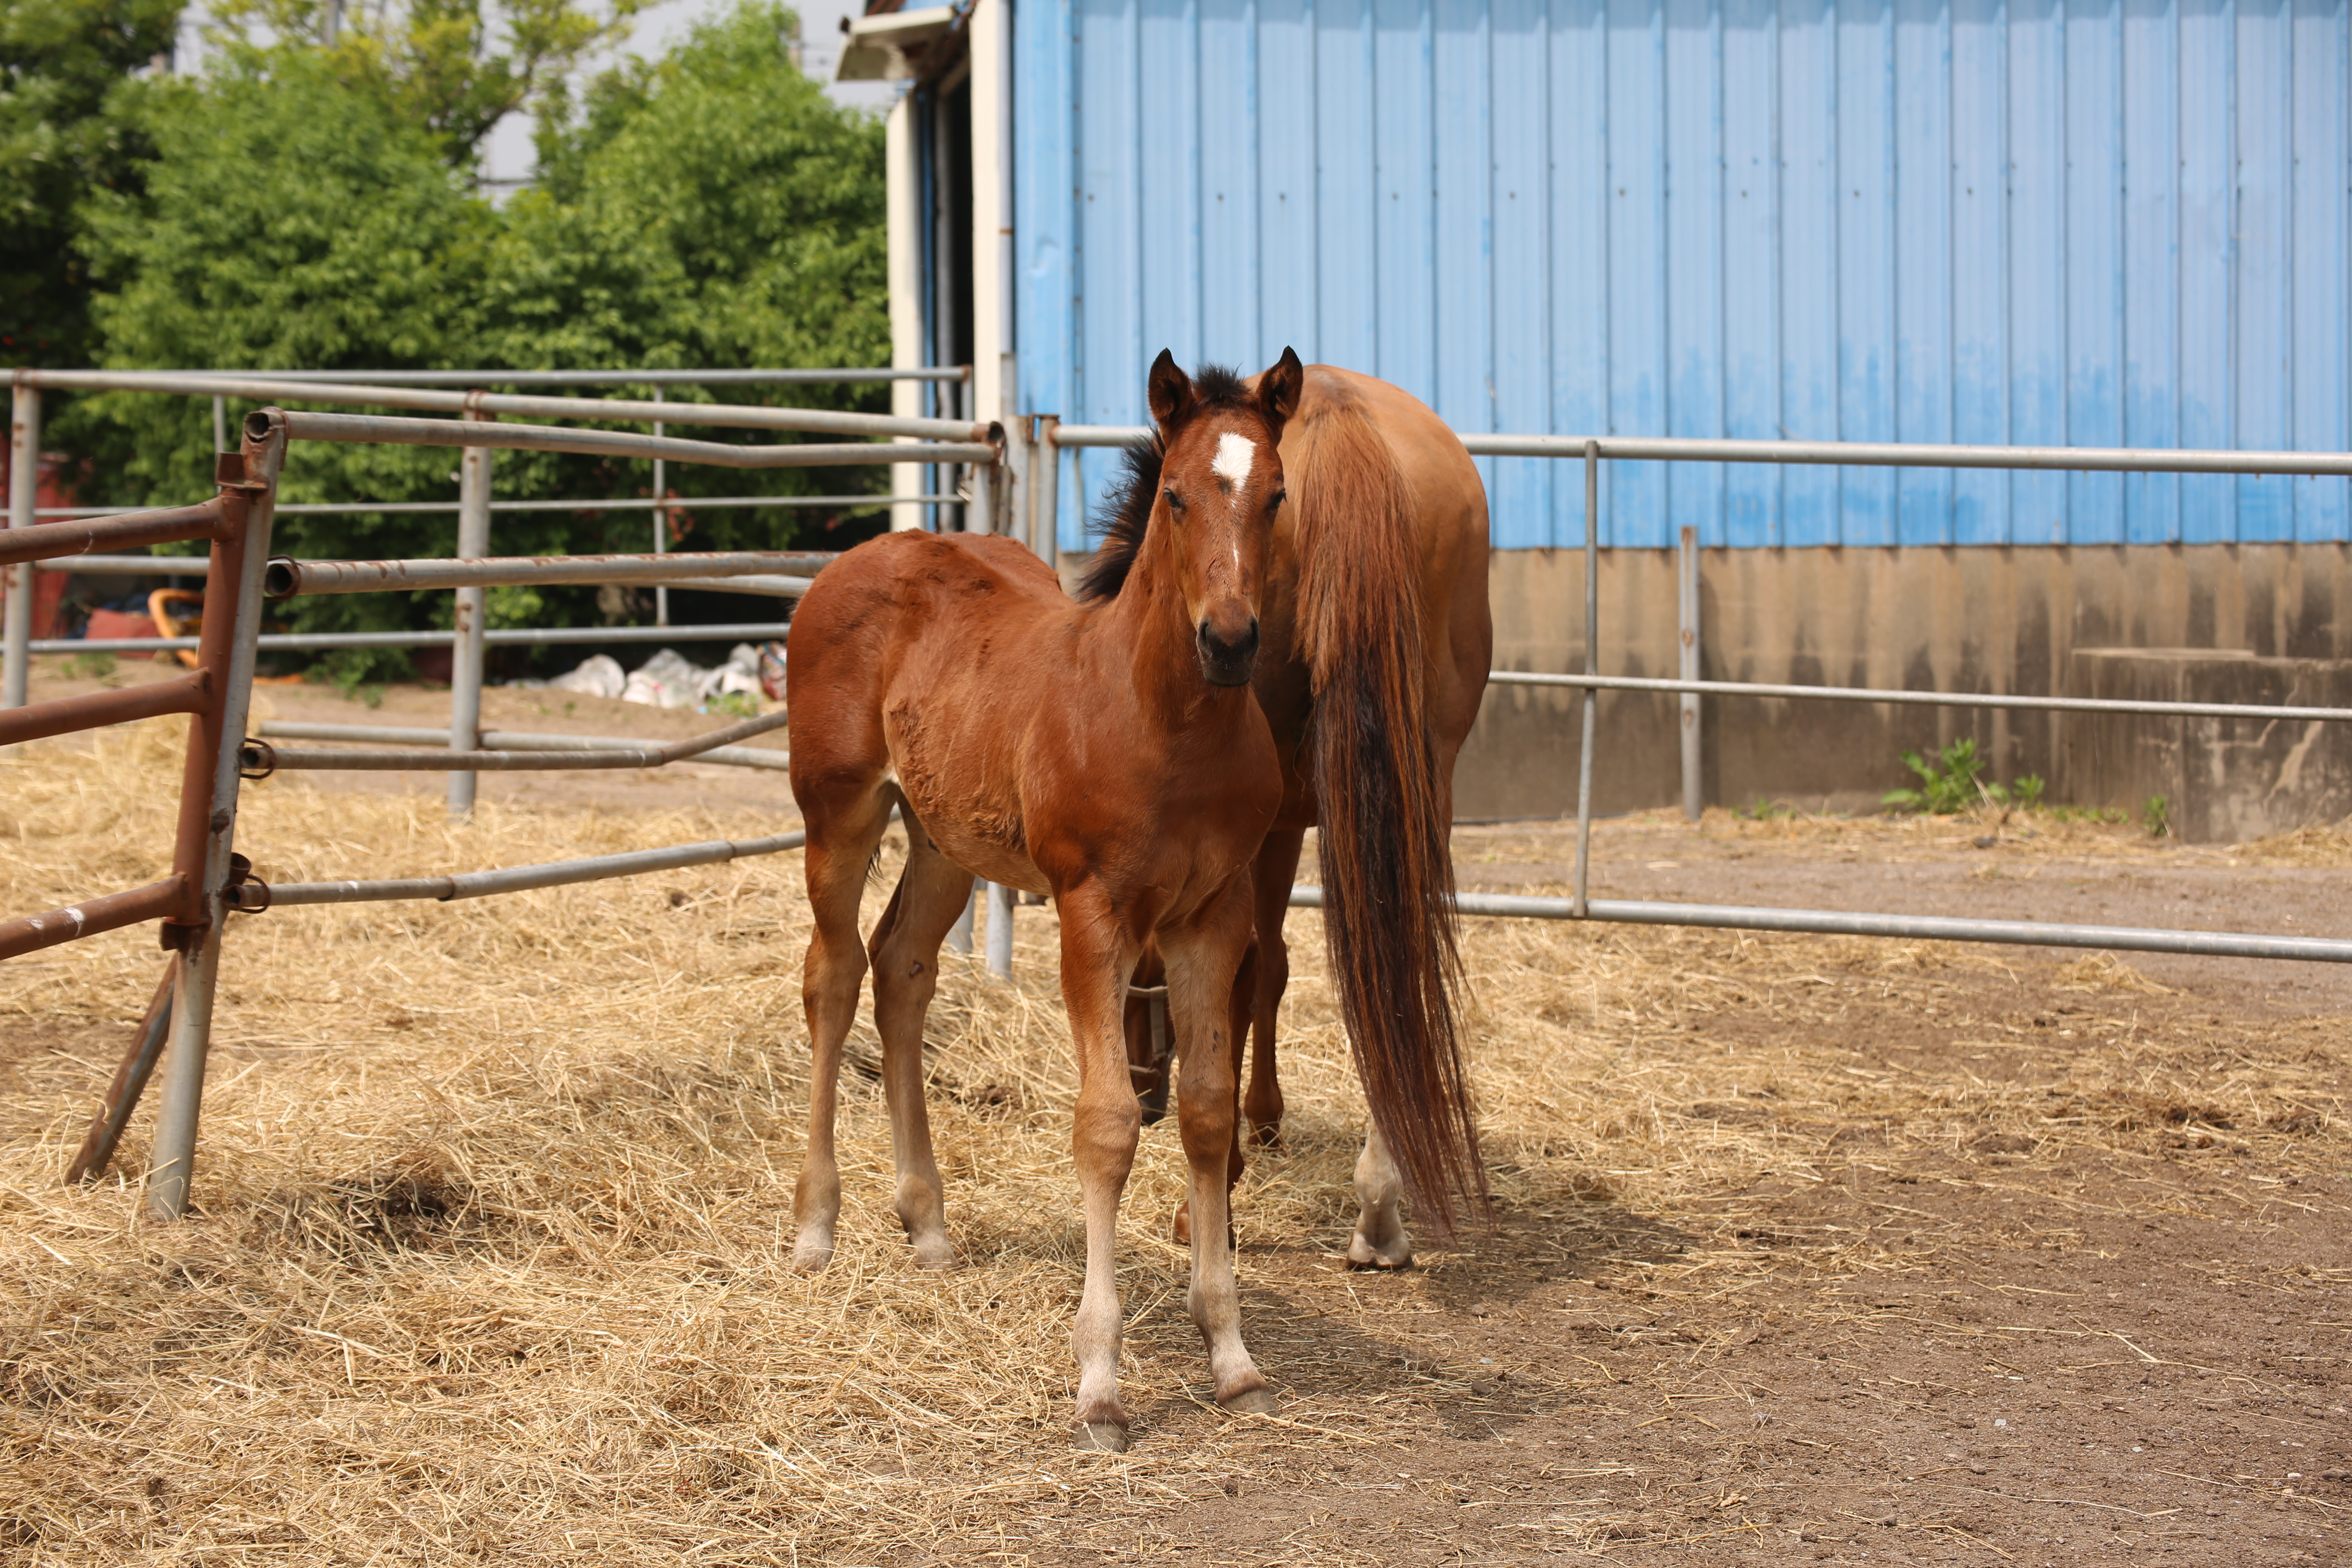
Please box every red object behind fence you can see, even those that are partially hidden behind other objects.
[82,607,163,653]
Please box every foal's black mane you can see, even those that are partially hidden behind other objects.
[1074,363,1252,603]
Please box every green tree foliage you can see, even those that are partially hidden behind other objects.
[496,6,886,379]
[60,1,887,679]
[204,0,642,164]
[0,0,183,365]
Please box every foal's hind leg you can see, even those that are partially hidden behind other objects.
[792,787,895,1272]
[865,802,976,1270]
[1346,1121,1413,1270]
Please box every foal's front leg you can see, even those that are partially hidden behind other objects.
[1057,885,1145,1452]
[1165,884,1274,1415]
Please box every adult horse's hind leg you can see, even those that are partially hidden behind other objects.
[865,798,976,1270]
[1242,827,1305,1146]
[1166,883,1274,1416]
[1346,1122,1413,1270]
[1122,945,1171,1125]
[791,785,895,1272]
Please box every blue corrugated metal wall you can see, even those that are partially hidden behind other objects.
[1013,0,2351,552]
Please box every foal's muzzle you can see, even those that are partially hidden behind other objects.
[1196,615,1261,688]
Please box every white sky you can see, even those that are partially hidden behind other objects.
[481,0,900,187]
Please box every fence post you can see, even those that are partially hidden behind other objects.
[651,383,669,628]
[4,378,39,710]
[1038,415,1062,575]
[985,880,1015,979]
[969,416,1016,973]
[146,413,285,1221]
[1010,414,1038,553]
[1678,523,1702,822]
[1572,441,1599,919]
[447,411,492,818]
[969,453,996,536]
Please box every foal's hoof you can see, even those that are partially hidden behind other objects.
[789,1235,836,1272]
[1073,1421,1130,1454]
[1219,1386,1279,1419]
[1246,1122,1283,1151]
[908,1234,958,1272]
[1345,1232,1413,1270]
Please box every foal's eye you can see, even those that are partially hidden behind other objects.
[1268,488,1287,511]
[1163,487,1185,513]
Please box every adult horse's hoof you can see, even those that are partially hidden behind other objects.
[1219,1386,1279,1419]
[909,1234,958,1272]
[1345,1232,1413,1270]
[1246,1122,1283,1151]
[1074,1421,1131,1453]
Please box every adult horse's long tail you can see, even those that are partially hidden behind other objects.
[1291,398,1486,1240]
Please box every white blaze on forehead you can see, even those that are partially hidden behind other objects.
[1211,430,1257,489]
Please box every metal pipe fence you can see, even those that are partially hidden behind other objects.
[254,720,791,772]
[20,375,2352,1221]
[275,410,996,470]
[227,831,807,910]
[1283,887,2352,964]
[29,622,794,656]
[32,368,967,387]
[0,420,286,1217]
[1059,415,2352,961]
[23,371,993,443]
[0,374,1030,1220]
[4,368,987,719]
[242,706,788,775]
[36,497,953,521]
[1487,670,2352,725]
[264,550,837,596]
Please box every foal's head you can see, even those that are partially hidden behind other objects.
[1141,346,1304,688]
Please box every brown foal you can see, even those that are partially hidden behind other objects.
[784,350,1314,1451]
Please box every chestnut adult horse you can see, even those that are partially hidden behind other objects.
[1102,361,1494,1270]
[783,350,1480,1451]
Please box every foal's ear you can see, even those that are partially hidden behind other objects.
[1147,348,1196,434]
[1256,347,1304,442]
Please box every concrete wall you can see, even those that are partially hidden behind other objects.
[1459,543,2352,826]
[2065,650,2352,843]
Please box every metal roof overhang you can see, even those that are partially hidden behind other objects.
[836,5,957,82]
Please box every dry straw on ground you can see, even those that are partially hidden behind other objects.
[2,725,2345,1563]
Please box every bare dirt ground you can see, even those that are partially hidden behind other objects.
[2,667,2347,1566]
